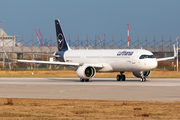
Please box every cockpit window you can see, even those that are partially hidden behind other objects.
[139,55,155,59]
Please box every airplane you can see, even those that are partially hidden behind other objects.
[16,20,177,82]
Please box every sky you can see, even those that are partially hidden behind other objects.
[1,0,180,46]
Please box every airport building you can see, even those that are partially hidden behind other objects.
[0,29,18,47]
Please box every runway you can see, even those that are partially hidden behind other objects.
[0,78,180,101]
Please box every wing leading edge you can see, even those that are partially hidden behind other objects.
[17,60,103,68]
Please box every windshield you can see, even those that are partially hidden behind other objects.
[139,55,155,59]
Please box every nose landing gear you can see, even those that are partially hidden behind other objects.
[140,71,146,82]
[116,72,126,81]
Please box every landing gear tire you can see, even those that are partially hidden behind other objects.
[116,75,122,81]
[122,75,126,81]
[80,79,89,82]
[141,77,146,82]
[80,79,84,82]
[117,73,126,81]
[85,79,89,82]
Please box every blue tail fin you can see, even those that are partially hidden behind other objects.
[55,20,70,51]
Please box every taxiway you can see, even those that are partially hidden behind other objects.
[0,78,180,101]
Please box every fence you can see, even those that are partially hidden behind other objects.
[0,34,179,71]
[13,34,179,51]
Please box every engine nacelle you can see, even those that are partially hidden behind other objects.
[132,71,151,78]
[76,65,96,79]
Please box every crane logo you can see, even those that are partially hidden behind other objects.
[57,33,64,50]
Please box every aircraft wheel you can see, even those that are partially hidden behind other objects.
[116,75,122,81]
[141,77,146,82]
[144,78,146,82]
[80,79,84,82]
[85,79,89,82]
[122,75,126,81]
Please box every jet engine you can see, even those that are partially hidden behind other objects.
[132,71,151,78]
[76,65,96,79]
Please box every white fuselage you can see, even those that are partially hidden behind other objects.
[63,49,158,72]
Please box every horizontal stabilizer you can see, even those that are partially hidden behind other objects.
[25,53,61,57]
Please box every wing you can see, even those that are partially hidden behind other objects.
[157,56,175,61]
[157,44,177,61]
[17,60,103,68]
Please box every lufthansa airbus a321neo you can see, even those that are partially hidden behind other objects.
[17,20,177,82]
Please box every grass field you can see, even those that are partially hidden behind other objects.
[0,70,180,78]
[0,98,180,119]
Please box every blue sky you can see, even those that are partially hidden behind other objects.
[1,0,180,46]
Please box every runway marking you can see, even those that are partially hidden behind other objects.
[60,90,66,93]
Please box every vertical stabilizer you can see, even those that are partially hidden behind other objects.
[55,20,71,51]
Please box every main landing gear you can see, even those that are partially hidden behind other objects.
[116,72,126,81]
[80,79,89,82]
[140,71,146,82]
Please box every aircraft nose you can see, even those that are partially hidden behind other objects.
[149,60,158,70]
